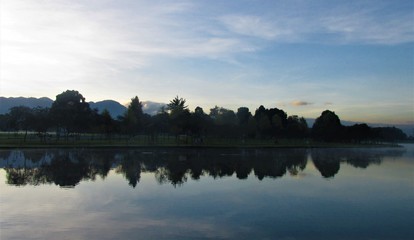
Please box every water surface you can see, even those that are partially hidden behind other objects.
[1,145,413,240]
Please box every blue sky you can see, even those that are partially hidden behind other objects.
[1,0,413,124]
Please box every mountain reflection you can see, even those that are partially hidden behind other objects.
[0,148,404,188]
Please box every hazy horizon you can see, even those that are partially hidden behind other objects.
[1,0,413,125]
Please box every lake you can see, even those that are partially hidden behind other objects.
[0,145,413,240]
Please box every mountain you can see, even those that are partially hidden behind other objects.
[89,100,127,118]
[0,97,53,114]
[0,96,126,118]
[0,96,165,119]
[90,100,166,117]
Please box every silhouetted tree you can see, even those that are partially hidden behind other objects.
[32,107,52,141]
[167,96,191,137]
[254,105,288,138]
[167,96,188,115]
[345,123,371,142]
[286,115,308,139]
[257,112,272,138]
[312,110,343,141]
[209,106,238,137]
[190,106,211,139]
[8,106,34,141]
[96,109,116,137]
[122,96,144,136]
[372,127,407,142]
[50,90,93,138]
[152,110,170,134]
[0,114,10,131]
[236,107,251,125]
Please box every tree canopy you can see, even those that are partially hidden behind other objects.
[0,90,408,143]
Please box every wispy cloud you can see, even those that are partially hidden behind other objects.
[219,15,284,40]
[217,1,413,45]
[320,3,414,45]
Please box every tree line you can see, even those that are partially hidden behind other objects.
[0,90,407,143]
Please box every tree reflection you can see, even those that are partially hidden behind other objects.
[116,150,142,188]
[311,148,403,178]
[312,150,341,178]
[0,147,404,188]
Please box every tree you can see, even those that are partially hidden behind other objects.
[208,106,236,125]
[254,105,288,138]
[257,112,272,137]
[99,109,116,137]
[32,107,52,141]
[0,114,10,131]
[312,110,343,141]
[237,107,253,138]
[372,127,407,142]
[344,123,371,142]
[50,90,93,137]
[123,96,144,135]
[8,106,34,141]
[209,106,238,138]
[236,107,251,125]
[167,96,190,137]
[190,106,211,138]
[286,115,308,139]
[167,96,188,115]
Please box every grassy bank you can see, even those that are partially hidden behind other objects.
[0,132,401,149]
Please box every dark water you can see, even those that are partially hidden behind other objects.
[0,145,413,240]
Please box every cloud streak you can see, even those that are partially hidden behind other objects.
[291,101,313,107]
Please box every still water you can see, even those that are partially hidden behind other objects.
[0,145,413,240]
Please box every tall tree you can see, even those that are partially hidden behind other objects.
[166,96,188,115]
[236,107,251,125]
[123,96,144,135]
[167,96,190,136]
[254,105,287,138]
[312,110,343,141]
[50,90,93,137]
[286,115,308,138]
[191,106,211,137]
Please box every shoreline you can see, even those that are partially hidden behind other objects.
[0,142,403,149]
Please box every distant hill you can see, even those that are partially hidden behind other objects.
[90,100,165,117]
[0,96,126,118]
[0,97,53,114]
[89,100,127,118]
[0,97,165,119]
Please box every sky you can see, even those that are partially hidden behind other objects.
[1,0,413,124]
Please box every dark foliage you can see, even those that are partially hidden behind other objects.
[0,90,407,143]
